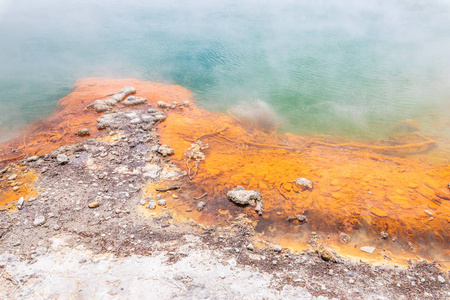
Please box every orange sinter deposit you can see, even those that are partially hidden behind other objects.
[0,78,191,168]
[0,78,449,267]
[0,168,38,210]
[157,93,450,267]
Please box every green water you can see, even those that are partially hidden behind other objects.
[0,0,449,141]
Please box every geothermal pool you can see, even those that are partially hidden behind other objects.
[0,0,450,140]
[0,1,449,268]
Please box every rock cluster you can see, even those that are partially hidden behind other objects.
[123,96,147,107]
[86,87,136,112]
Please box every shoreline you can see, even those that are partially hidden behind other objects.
[0,78,449,298]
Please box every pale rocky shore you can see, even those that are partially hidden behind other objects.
[0,91,449,299]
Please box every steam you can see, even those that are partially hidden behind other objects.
[0,0,450,139]
[230,100,280,132]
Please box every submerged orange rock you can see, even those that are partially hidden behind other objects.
[0,78,449,267]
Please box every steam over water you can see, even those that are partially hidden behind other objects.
[1,0,450,140]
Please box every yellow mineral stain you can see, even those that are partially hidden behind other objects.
[0,78,448,268]
[157,93,450,267]
[0,168,38,209]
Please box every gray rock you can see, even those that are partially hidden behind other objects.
[130,118,142,124]
[33,216,46,226]
[8,174,17,181]
[141,114,154,123]
[197,201,206,211]
[75,128,90,136]
[296,215,307,222]
[274,245,282,252]
[227,186,263,215]
[438,275,446,283]
[35,247,48,256]
[340,233,350,243]
[26,156,39,162]
[228,258,237,268]
[157,145,174,156]
[123,96,147,107]
[247,243,254,251]
[87,100,111,112]
[157,101,171,109]
[153,114,166,122]
[227,186,260,205]
[380,231,389,239]
[293,178,313,190]
[56,154,69,164]
[146,201,157,210]
[86,87,136,112]
[138,199,147,206]
[157,199,166,206]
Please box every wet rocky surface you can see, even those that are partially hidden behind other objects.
[0,86,449,299]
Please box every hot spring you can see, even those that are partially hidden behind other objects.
[0,0,449,141]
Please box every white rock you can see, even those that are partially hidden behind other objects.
[56,154,69,164]
[157,145,174,156]
[227,186,263,215]
[228,258,237,268]
[157,101,171,109]
[17,197,24,210]
[27,156,39,162]
[197,201,206,211]
[33,216,46,226]
[360,246,376,254]
[146,201,156,210]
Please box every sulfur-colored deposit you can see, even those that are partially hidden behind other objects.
[0,79,448,299]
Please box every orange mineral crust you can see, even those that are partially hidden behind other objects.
[0,168,38,210]
[0,78,448,266]
[158,97,450,265]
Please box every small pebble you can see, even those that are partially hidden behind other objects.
[88,202,100,208]
[17,197,24,210]
[197,201,206,211]
[33,216,46,226]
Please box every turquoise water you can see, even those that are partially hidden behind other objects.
[1,0,449,141]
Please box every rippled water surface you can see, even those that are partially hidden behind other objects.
[0,0,449,140]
